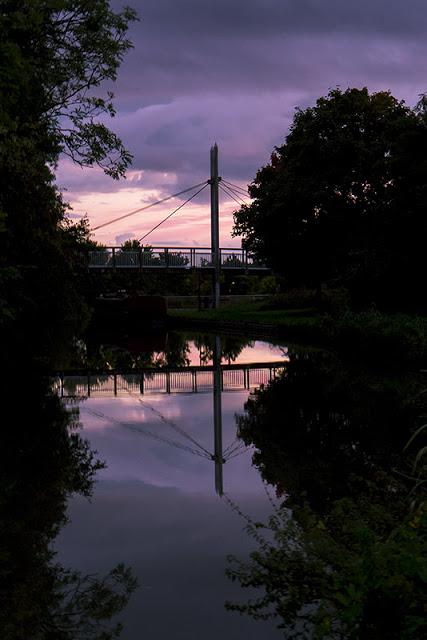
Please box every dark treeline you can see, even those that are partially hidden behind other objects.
[0,0,136,365]
[233,88,427,313]
[0,3,139,638]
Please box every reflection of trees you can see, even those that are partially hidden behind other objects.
[68,340,167,371]
[237,351,424,511]
[226,351,427,638]
[0,373,137,638]
[194,334,253,365]
[69,332,254,371]
[163,332,191,367]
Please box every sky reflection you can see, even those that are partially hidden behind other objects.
[56,341,284,638]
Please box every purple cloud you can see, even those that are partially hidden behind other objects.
[58,0,427,244]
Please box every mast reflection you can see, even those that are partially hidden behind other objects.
[213,335,224,496]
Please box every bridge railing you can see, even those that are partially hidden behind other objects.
[88,247,267,270]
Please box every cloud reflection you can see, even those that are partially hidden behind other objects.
[57,385,281,638]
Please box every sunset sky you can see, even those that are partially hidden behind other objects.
[56,0,427,247]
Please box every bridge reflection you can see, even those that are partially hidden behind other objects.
[55,355,286,497]
[53,362,285,399]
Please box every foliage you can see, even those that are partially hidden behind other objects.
[233,88,427,311]
[50,563,138,640]
[0,6,138,633]
[321,311,427,362]
[170,302,427,363]
[0,0,136,361]
[66,331,253,370]
[228,351,427,640]
[0,0,137,177]
[120,239,142,252]
[404,423,427,503]
[255,275,281,294]
[193,333,252,364]
[261,289,319,310]
[226,351,427,638]
[90,268,196,298]
[226,499,427,640]
[222,253,244,268]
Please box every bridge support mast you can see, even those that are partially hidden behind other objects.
[210,143,221,308]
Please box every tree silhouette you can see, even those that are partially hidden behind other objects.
[233,88,427,310]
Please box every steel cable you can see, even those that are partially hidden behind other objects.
[92,181,208,231]
[138,182,209,242]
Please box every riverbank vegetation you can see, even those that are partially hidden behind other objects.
[0,2,139,636]
[0,0,136,365]
[170,300,427,363]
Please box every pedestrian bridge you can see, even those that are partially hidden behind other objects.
[88,247,268,271]
[54,362,285,398]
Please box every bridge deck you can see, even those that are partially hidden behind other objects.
[54,362,285,398]
[88,247,268,271]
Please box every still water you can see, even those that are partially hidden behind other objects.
[55,335,288,638]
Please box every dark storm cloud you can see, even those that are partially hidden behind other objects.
[108,0,427,180]
[125,0,427,40]
[113,0,427,104]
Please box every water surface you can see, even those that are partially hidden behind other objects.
[56,335,287,639]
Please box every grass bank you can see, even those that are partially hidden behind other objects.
[169,301,427,363]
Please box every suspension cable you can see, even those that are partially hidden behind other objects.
[224,447,250,461]
[221,181,249,202]
[223,442,249,460]
[138,182,209,242]
[222,179,250,197]
[224,437,241,453]
[219,182,245,207]
[92,181,208,231]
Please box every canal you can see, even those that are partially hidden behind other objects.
[55,334,287,639]
[5,330,424,638]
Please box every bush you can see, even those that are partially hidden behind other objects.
[320,287,351,315]
[261,288,319,310]
[322,311,427,362]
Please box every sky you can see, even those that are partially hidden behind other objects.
[56,0,427,247]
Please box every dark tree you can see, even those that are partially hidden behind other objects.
[0,1,137,359]
[233,88,427,310]
[121,239,143,252]
[0,0,137,177]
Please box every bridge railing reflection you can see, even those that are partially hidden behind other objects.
[53,363,285,399]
